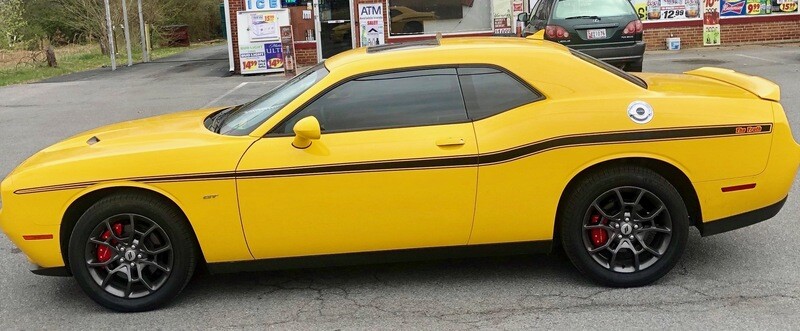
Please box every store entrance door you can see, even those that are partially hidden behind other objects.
[316,0,354,59]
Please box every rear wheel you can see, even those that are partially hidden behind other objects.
[560,166,688,287]
[68,193,196,312]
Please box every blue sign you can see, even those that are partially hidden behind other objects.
[246,0,280,11]
[264,43,284,69]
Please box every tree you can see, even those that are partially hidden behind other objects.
[0,0,27,48]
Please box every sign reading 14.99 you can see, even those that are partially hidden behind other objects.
[246,0,280,11]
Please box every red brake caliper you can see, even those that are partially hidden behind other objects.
[589,215,609,248]
[96,223,124,263]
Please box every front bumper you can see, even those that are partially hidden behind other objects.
[697,196,787,236]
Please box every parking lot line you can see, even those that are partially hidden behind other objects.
[203,82,249,108]
[736,54,782,64]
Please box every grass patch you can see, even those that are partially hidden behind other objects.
[0,41,223,87]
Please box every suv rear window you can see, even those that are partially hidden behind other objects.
[553,0,636,19]
[570,49,647,89]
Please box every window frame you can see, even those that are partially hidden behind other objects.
[265,64,545,137]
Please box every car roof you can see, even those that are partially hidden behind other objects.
[324,37,571,72]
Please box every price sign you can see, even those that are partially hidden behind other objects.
[661,9,687,18]
[780,2,798,10]
[746,1,762,13]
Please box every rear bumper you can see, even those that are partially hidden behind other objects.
[573,41,646,64]
[697,196,787,236]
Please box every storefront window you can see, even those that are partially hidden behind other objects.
[387,0,493,36]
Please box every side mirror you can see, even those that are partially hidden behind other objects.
[517,12,529,23]
[292,116,321,149]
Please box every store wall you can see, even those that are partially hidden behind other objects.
[643,15,800,50]
[228,0,246,73]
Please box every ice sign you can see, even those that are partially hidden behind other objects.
[246,0,280,11]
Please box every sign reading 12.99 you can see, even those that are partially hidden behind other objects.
[246,0,280,11]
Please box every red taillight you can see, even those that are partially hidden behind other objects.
[623,20,643,35]
[545,25,570,39]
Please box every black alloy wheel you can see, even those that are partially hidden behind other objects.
[68,193,196,312]
[560,166,689,287]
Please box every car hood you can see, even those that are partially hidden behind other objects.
[6,107,256,194]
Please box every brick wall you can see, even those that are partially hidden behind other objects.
[643,15,800,50]
[228,0,245,73]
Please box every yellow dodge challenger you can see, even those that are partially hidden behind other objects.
[1,37,797,312]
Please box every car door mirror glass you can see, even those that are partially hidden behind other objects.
[517,12,529,23]
[292,116,321,149]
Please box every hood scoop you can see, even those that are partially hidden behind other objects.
[86,136,101,146]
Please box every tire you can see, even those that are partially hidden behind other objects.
[560,166,688,287]
[626,59,643,72]
[68,193,196,312]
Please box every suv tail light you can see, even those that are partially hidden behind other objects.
[545,25,570,39]
[623,20,644,35]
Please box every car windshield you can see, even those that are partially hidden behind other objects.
[217,63,329,136]
[570,49,647,88]
[553,0,635,19]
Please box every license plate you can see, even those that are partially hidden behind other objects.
[586,29,607,40]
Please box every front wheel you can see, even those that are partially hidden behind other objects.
[68,193,197,312]
[560,166,689,287]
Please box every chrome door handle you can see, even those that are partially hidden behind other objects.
[436,137,466,147]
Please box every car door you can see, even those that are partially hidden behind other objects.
[236,68,479,259]
[453,67,550,245]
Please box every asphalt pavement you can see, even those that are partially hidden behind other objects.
[1,43,799,329]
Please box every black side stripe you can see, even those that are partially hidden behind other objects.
[480,124,772,165]
[12,124,772,195]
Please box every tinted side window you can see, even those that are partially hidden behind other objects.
[533,0,553,21]
[279,68,467,133]
[457,68,541,120]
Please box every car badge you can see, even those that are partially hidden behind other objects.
[627,101,654,124]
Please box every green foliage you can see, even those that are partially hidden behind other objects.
[3,0,223,50]
[23,0,84,44]
[166,0,223,41]
[0,0,27,49]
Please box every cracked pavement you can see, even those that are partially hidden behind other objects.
[1,43,800,329]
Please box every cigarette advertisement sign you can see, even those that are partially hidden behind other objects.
[703,0,721,46]
[358,4,385,47]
